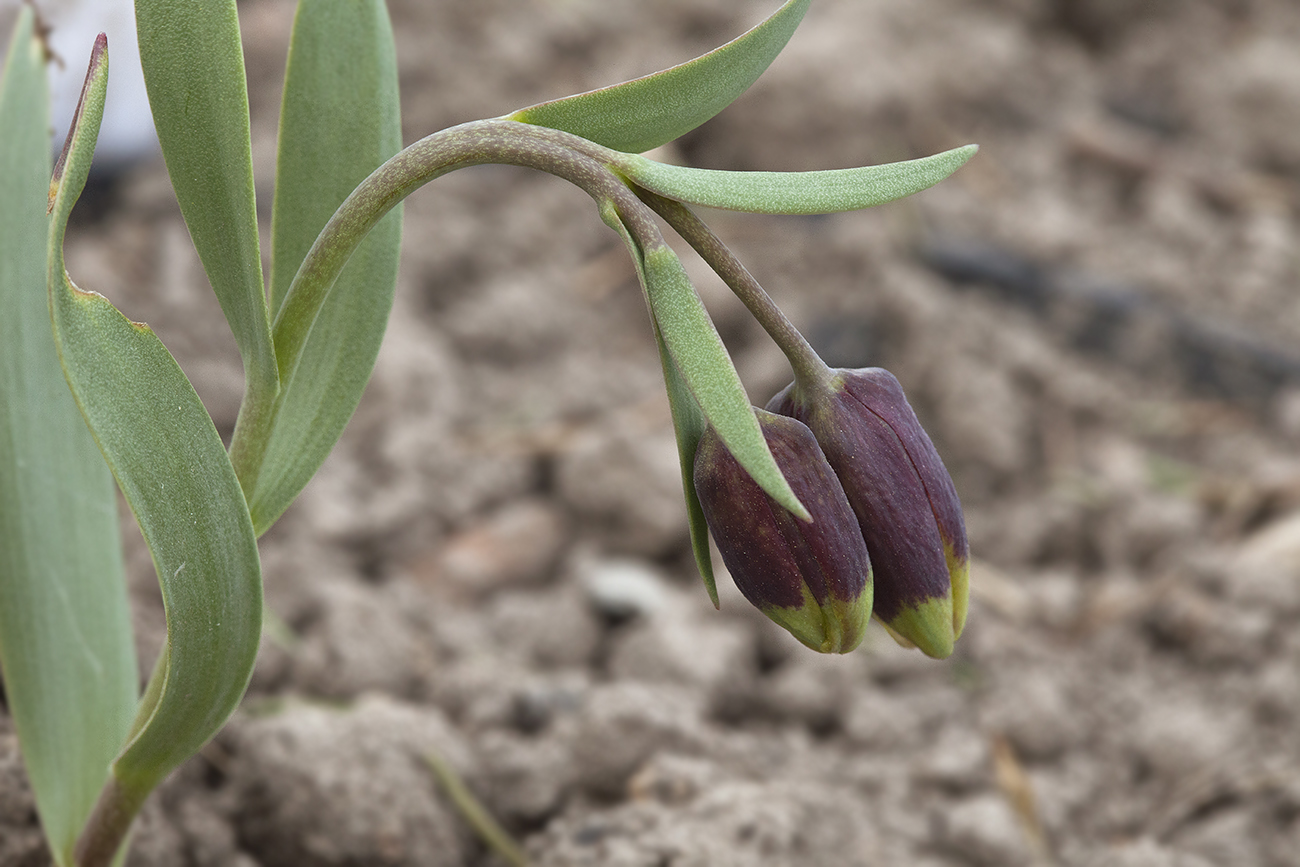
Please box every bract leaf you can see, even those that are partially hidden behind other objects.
[656,326,719,605]
[0,20,136,866]
[509,0,809,153]
[134,0,277,410]
[616,144,978,214]
[250,0,402,533]
[642,243,807,520]
[46,30,262,854]
[601,204,717,604]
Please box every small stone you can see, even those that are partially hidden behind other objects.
[626,753,721,806]
[414,498,567,597]
[935,794,1033,867]
[123,800,189,867]
[1130,696,1239,782]
[176,799,243,867]
[291,576,435,700]
[566,683,707,799]
[511,677,585,734]
[915,727,990,790]
[476,728,575,823]
[1230,510,1300,612]
[607,585,753,691]
[487,584,602,668]
[1254,659,1300,723]
[582,557,671,621]
[758,650,872,732]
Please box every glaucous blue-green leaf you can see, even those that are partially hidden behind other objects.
[615,144,978,213]
[268,0,401,316]
[601,204,717,604]
[641,243,807,520]
[509,0,809,154]
[246,0,402,534]
[134,0,278,448]
[46,33,262,865]
[0,19,136,867]
[654,325,718,605]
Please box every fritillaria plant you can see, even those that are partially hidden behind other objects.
[0,1,974,864]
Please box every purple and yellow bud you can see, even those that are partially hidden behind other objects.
[693,410,873,654]
[768,368,969,659]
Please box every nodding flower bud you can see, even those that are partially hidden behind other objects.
[767,368,969,659]
[693,410,873,654]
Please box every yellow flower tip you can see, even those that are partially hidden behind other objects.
[763,581,869,655]
[886,594,955,660]
[948,549,971,640]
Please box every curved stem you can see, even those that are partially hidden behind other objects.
[73,776,144,867]
[274,120,611,377]
[227,367,277,497]
[230,118,666,493]
[271,118,670,374]
[633,187,833,393]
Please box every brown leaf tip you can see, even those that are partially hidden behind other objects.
[49,33,108,213]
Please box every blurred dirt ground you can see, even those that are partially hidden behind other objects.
[4,0,1300,865]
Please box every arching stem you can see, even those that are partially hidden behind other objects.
[231,117,670,494]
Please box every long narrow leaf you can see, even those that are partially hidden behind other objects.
[134,0,277,412]
[654,324,719,605]
[616,144,978,214]
[601,204,717,603]
[46,34,262,862]
[0,19,136,866]
[509,0,810,154]
[268,0,401,315]
[248,0,402,534]
[641,243,807,520]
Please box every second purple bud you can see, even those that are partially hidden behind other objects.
[768,368,969,659]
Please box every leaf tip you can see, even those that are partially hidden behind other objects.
[49,32,108,213]
[943,143,979,175]
[787,494,812,523]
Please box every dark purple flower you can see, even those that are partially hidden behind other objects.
[694,409,872,653]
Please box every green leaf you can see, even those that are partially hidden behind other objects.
[46,31,262,856]
[654,325,719,606]
[642,243,807,520]
[509,0,810,154]
[134,0,277,412]
[0,20,136,867]
[246,0,402,534]
[600,204,717,604]
[616,144,979,214]
[268,0,402,316]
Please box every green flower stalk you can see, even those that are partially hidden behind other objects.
[769,369,970,659]
[694,410,872,653]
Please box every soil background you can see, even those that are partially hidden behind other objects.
[4,0,1300,865]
